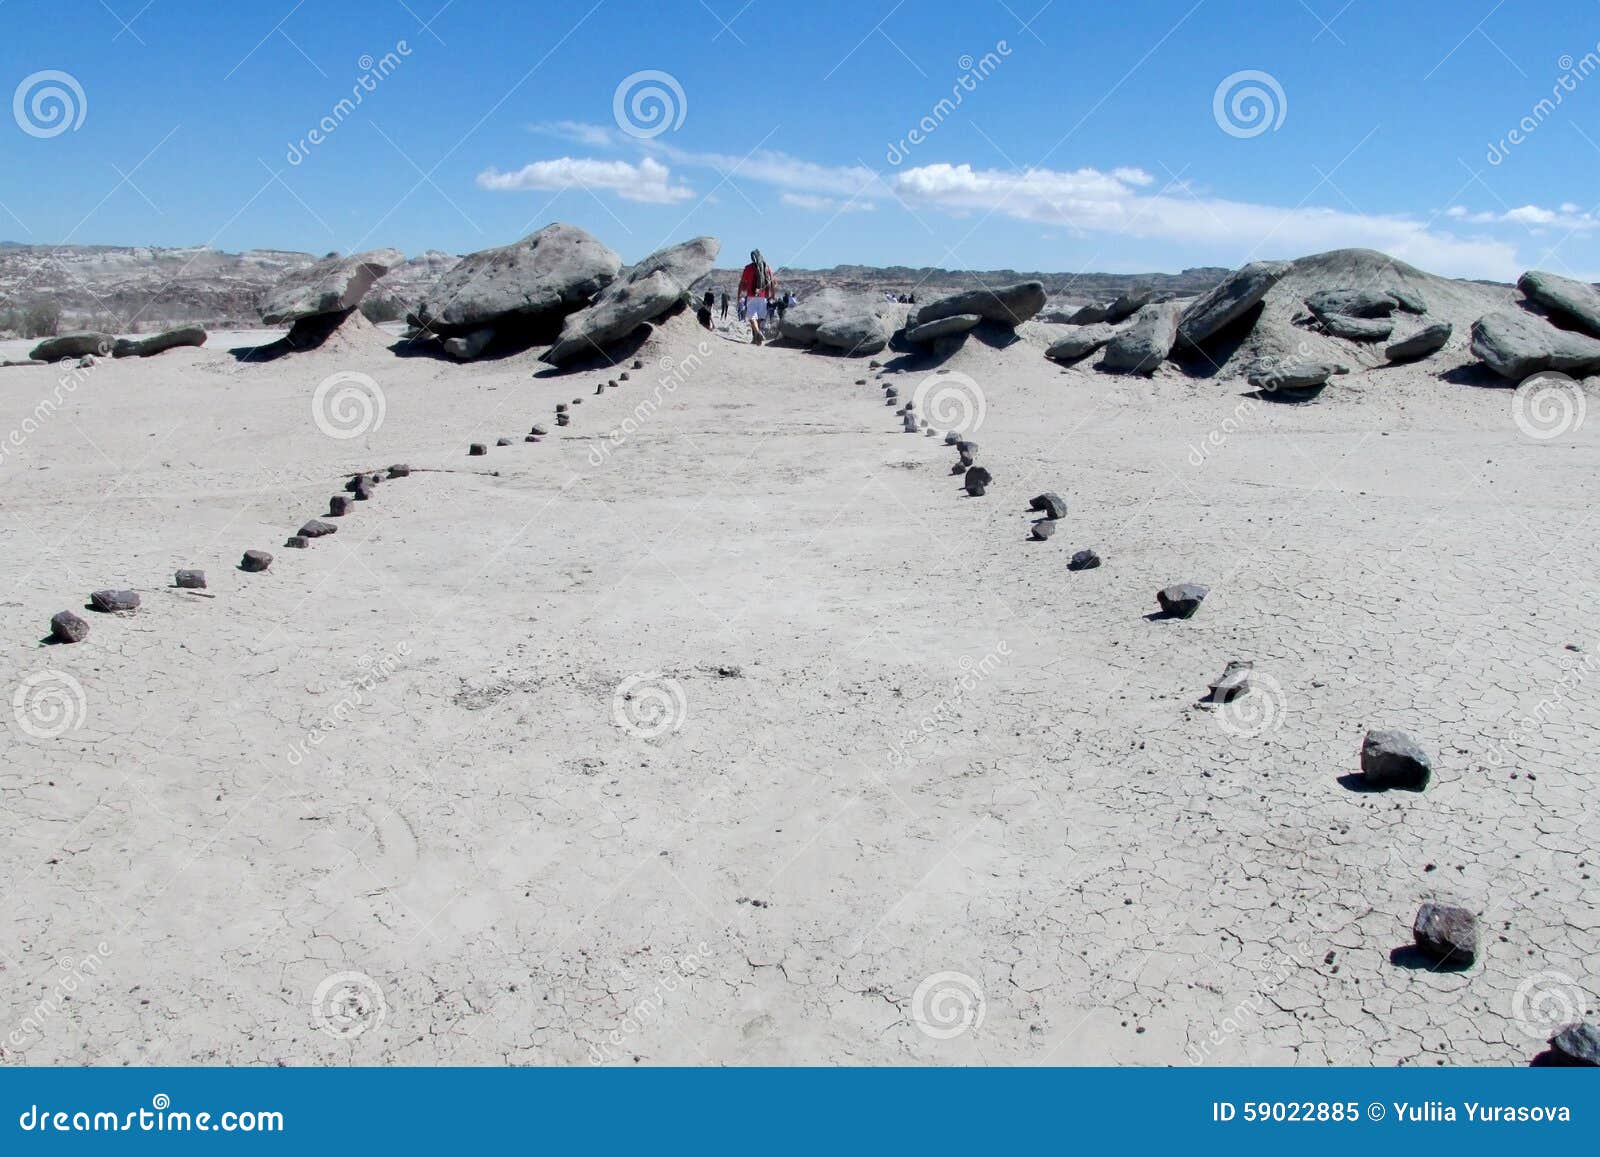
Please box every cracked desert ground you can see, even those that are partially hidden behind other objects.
[3,309,1597,1066]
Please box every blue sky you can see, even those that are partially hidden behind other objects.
[3,0,1599,279]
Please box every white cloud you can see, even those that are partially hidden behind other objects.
[781,192,876,213]
[531,120,619,147]
[890,162,1521,279]
[1443,202,1597,233]
[476,156,694,204]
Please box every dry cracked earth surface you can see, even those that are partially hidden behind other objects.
[1,310,1597,1066]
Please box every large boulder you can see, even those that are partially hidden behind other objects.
[779,289,891,355]
[543,237,719,365]
[1175,260,1290,350]
[112,325,207,358]
[30,332,114,361]
[1518,270,1600,337]
[1385,321,1452,363]
[1471,310,1600,379]
[259,248,403,324]
[410,223,621,338]
[910,281,1046,329]
[1100,303,1180,374]
[1104,289,1152,324]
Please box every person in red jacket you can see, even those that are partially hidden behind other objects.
[738,249,778,345]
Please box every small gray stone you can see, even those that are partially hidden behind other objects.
[284,535,309,549]
[90,589,139,613]
[530,425,548,436]
[329,495,351,517]
[387,463,411,478]
[1068,549,1101,571]
[240,550,273,572]
[50,610,89,643]
[1029,492,1067,519]
[1206,660,1252,703]
[1548,1022,1600,1066]
[964,466,992,496]
[298,519,337,538]
[497,437,514,446]
[1030,519,1056,540]
[174,569,206,589]
[1411,901,1478,967]
[1360,729,1432,791]
[1156,582,1209,618]
[469,443,488,456]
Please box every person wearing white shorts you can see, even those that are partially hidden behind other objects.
[738,249,778,345]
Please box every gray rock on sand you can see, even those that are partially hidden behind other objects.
[1176,260,1290,349]
[904,313,983,344]
[50,610,89,643]
[174,569,206,589]
[1101,303,1181,374]
[1206,660,1252,703]
[1318,312,1394,342]
[112,325,208,358]
[90,589,139,613]
[780,288,893,356]
[1305,288,1398,320]
[1104,290,1152,325]
[259,248,403,325]
[387,463,410,478]
[1156,582,1208,618]
[556,414,570,427]
[1068,549,1101,571]
[497,436,515,446]
[1061,302,1109,325]
[910,281,1047,328]
[543,236,720,365]
[1547,1023,1600,1066]
[30,332,115,361]
[1030,519,1056,540]
[469,443,488,456]
[1385,321,1452,363]
[1411,900,1478,967]
[410,223,621,339]
[442,327,496,361]
[1470,310,1600,379]
[1246,359,1348,395]
[284,535,309,549]
[964,465,992,496]
[241,550,273,571]
[1046,324,1121,363]
[943,431,960,445]
[1029,492,1067,519]
[1360,728,1432,791]
[329,495,351,516]
[1389,287,1429,314]
[1518,269,1600,337]
[298,519,337,538]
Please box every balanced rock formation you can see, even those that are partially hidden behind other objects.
[1518,270,1600,337]
[1471,310,1600,379]
[1101,303,1181,374]
[112,325,207,358]
[543,236,718,365]
[260,248,403,326]
[1176,261,1290,350]
[910,281,1046,329]
[410,223,621,349]
[779,288,892,356]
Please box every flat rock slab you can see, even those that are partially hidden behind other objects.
[1319,312,1394,342]
[50,610,89,643]
[1046,324,1122,363]
[1471,309,1600,379]
[1176,261,1290,349]
[910,281,1046,328]
[904,313,983,344]
[260,248,402,324]
[1101,303,1180,374]
[543,236,719,365]
[1156,582,1208,618]
[30,332,114,361]
[1247,359,1348,393]
[1385,321,1452,363]
[1305,288,1398,319]
[89,589,140,613]
[1519,269,1600,337]
[1411,900,1478,967]
[1360,728,1432,790]
[112,325,208,358]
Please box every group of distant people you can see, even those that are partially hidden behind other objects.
[695,249,797,345]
